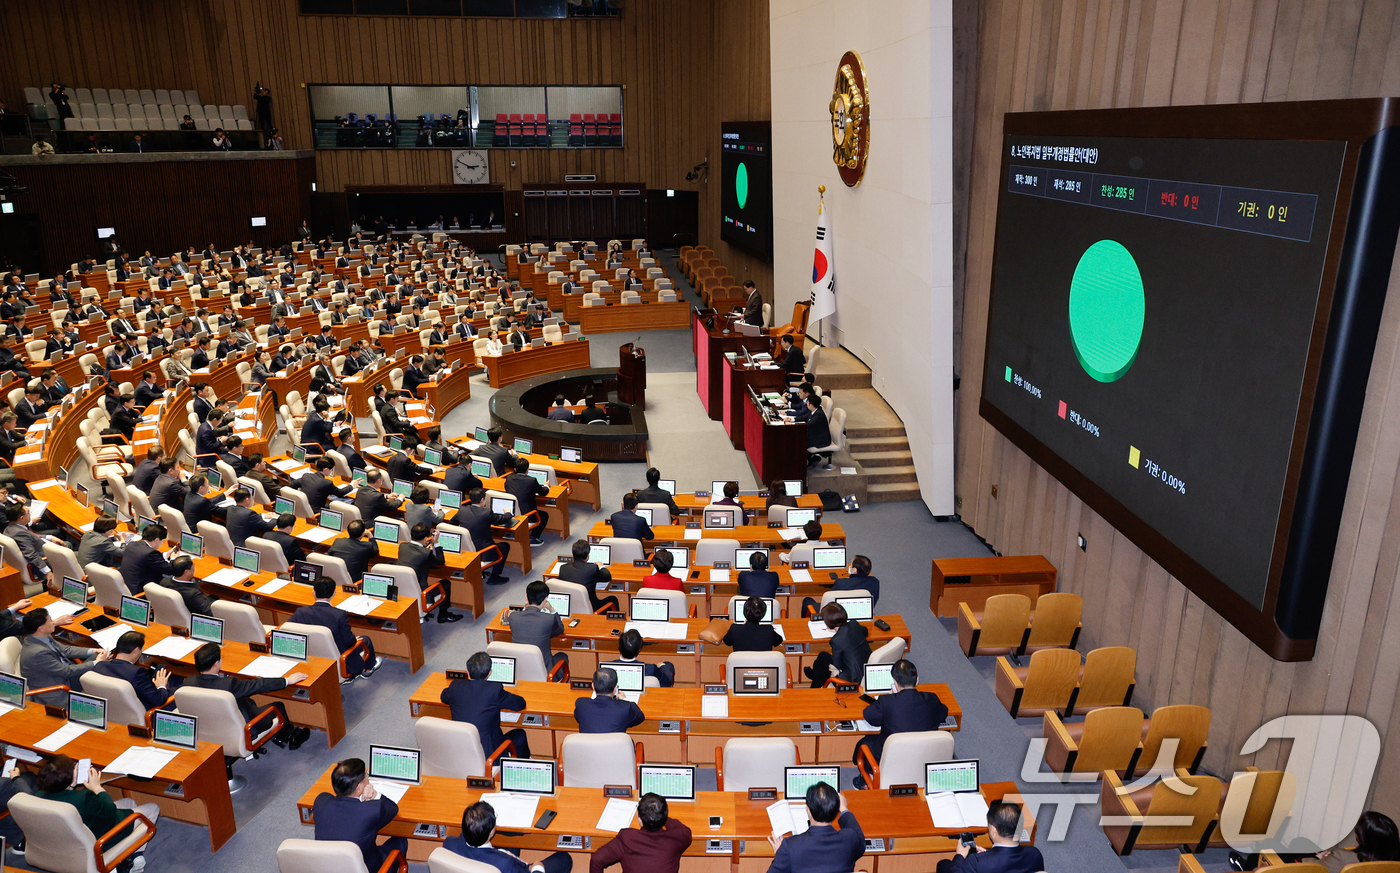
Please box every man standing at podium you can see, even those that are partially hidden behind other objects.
[742,280,763,326]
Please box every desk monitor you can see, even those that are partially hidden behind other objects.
[812,546,846,569]
[863,663,895,695]
[423,447,443,467]
[600,661,645,694]
[639,765,696,801]
[0,671,25,711]
[119,595,151,628]
[137,515,156,532]
[269,629,308,661]
[732,666,781,696]
[67,691,108,732]
[704,510,736,530]
[391,478,413,498]
[102,497,121,520]
[318,508,344,532]
[783,480,803,497]
[729,597,776,624]
[74,483,89,507]
[471,460,493,479]
[437,530,463,554]
[513,437,533,455]
[499,758,555,796]
[488,656,516,685]
[205,468,222,489]
[179,531,204,557]
[351,468,369,485]
[545,592,571,617]
[835,596,873,622]
[587,543,611,565]
[491,497,515,516]
[786,508,817,527]
[190,614,224,645]
[362,572,395,599]
[274,497,295,516]
[373,520,401,544]
[734,548,769,570]
[438,489,463,509]
[634,507,653,526]
[387,435,404,452]
[291,561,322,585]
[927,759,980,794]
[474,426,490,442]
[527,469,549,486]
[368,745,421,786]
[560,446,582,463]
[711,481,731,497]
[151,710,198,750]
[291,445,307,463]
[785,766,840,799]
[629,597,669,623]
[60,576,87,607]
[656,479,676,495]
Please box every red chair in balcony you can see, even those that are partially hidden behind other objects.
[492,112,508,147]
[569,113,584,146]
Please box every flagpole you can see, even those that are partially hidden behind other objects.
[817,185,825,349]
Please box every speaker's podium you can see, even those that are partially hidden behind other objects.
[618,343,646,406]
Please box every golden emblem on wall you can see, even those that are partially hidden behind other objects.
[829,50,870,187]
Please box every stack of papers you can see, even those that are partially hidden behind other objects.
[778,528,805,540]
[206,567,253,587]
[926,791,990,828]
[479,792,540,828]
[301,527,340,544]
[766,799,810,837]
[701,695,729,718]
[624,621,688,641]
[257,579,291,594]
[595,797,638,832]
[241,656,297,678]
[144,637,201,660]
[789,569,813,583]
[106,746,180,778]
[363,446,393,457]
[338,594,378,615]
[28,500,48,519]
[807,620,837,640]
[271,459,306,473]
[26,479,59,491]
[684,529,703,541]
[370,780,413,804]
[35,723,90,752]
[91,623,133,650]
[708,569,730,583]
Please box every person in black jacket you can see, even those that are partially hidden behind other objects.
[106,394,140,441]
[14,383,49,431]
[768,783,865,873]
[312,759,406,871]
[185,643,310,750]
[444,452,482,496]
[401,355,428,398]
[353,468,403,521]
[557,539,619,613]
[722,596,784,652]
[935,802,1044,873]
[635,467,680,517]
[267,513,308,566]
[377,391,419,448]
[853,659,948,787]
[573,667,645,734]
[0,413,24,465]
[327,520,379,582]
[387,448,431,484]
[291,579,379,679]
[301,398,336,453]
[456,488,512,585]
[504,456,548,545]
[804,602,871,688]
[182,472,218,532]
[778,333,806,383]
[133,370,163,409]
[300,457,351,513]
[119,524,174,594]
[148,460,189,512]
[155,556,215,617]
[401,523,460,623]
[737,549,780,598]
[806,395,832,468]
[334,428,366,471]
[608,494,654,542]
[476,426,514,475]
[132,447,163,494]
[226,487,275,547]
[91,631,180,710]
[441,650,530,759]
[219,436,250,478]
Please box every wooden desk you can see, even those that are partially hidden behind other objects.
[743,392,809,486]
[929,555,1058,617]
[575,298,687,330]
[343,363,399,418]
[445,440,603,512]
[586,522,846,550]
[1,703,236,851]
[294,772,1029,866]
[407,678,960,764]
[671,493,823,520]
[482,340,592,388]
[693,309,771,421]
[11,379,105,482]
[723,357,789,450]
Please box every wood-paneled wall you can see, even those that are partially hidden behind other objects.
[956,0,1400,813]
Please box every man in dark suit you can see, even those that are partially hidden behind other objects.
[457,488,511,586]
[227,487,275,547]
[503,457,549,545]
[453,318,477,342]
[476,426,514,475]
[155,556,215,617]
[767,783,864,873]
[267,513,308,566]
[334,428,366,471]
[402,523,460,623]
[805,395,832,468]
[195,410,231,461]
[636,468,680,518]
[854,659,948,786]
[119,524,174,594]
[292,579,379,679]
[133,447,163,494]
[327,520,378,582]
[935,802,1043,873]
[742,280,763,326]
[441,650,530,758]
[377,391,419,448]
[244,453,283,503]
[506,323,530,351]
[133,370,163,410]
[558,539,620,613]
[444,453,482,496]
[182,473,218,532]
[737,549,781,598]
[0,413,24,466]
[92,631,179,710]
[185,643,310,749]
[312,759,406,869]
[401,355,428,398]
[353,469,403,522]
[778,333,806,383]
[219,436,250,478]
[77,517,125,569]
[300,457,351,513]
[589,793,693,873]
[573,667,645,733]
[14,383,48,431]
[148,460,188,512]
[608,494,654,542]
[387,449,431,484]
[443,801,572,873]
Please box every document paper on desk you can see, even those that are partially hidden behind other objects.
[624,621,689,641]
[708,569,730,583]
[369,780,412,804]
[479,792,540,829]
[766,799,810,837]
[684,528,703,540]
[300,526,340,544]
[788,569,813,583]
[43,601,85,619]
[337,594,378,616]
[256,578,291,594]
[205,567,252,587]
[701,695,729,719]
[34,722,90,752]
[271,459,307,473]
[91,623,133,650]
[240,656,296,678]
[143,636,201,660]
[807,620,837,640]
[778,528,806,540]
[595,797,639,832]
[926,791,990,828]
[105,746,179,779]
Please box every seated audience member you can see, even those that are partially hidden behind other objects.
[574,667,645,734]
[93,630,180,711]
[590,792,692,873]
[722,595,783,652]
[227,487,275,547]
[77,515,125,568]
[780,519,828,565]
[441,651,532,760]
[614,627,674,687]
[852,659,947,788]
[505,581,566,673]
[312,758,406,871]
[444,800,572,873]
[608,493,654,542]
[641,548,682,592]
[802,553,879,617]
[934,802,1043,873]
[184,642,311,750]
[766,782,864,873]
[401,522,461,623]
[1311,811,1400,872]
[714,480,748,524]
[292,579,381,681]
[504,456,549,545]
[738,549,780,598]
[546,395,575,422]
[156,555,216,617]
[557,539,620,613]
[119,523,175,594]
[20,608,103,706]
[35,755,160,871]
[635,467,680,517]
[578,395,608,423]
[803,602,870,688]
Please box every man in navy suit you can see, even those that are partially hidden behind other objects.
[292,579,380,680]
[766,782,864,873]
[312,759,406,871]
[615,628,674,687]
[440,651,531,759]
[573,667,645,734]
[91,631,180,710]
[335,428,367,471]
[853,659,948,786]
[227,487,275,547]
[935,802,1043,873]
[443,800,572,873]
[608,494,654,542]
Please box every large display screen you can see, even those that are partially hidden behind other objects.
[720,121,773,259]
[979,102,1400,660]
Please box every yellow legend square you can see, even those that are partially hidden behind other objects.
[1128,446,1141,468]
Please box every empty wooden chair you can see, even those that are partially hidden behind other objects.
[1101,769,1222,854]
[958,593,1030,657]
[1206,767,1293,850]
[1023,592,1082,652]
[1134,703,1211,777]
[1069,646,1137,714]
[996,646,1080,717]
[1042,706,1144,776]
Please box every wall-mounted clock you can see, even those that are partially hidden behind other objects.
[829,50,870,187]
[452,149,490,185]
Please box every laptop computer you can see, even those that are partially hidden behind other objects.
[291,561,322,585]
[174,531,204,560]
[391,479,413,498]
[190,614,224,645]
[491,497,515,516]
[423,447,443,467]
[863,663,895,696]
[600,660,646,703]
[470,460,493,479]
[786,507,817,526]
[361,572,397,600]
[927,759,980,794]
[437,489,463,510]
[269,629,308,661]
[782,480,803,497]
[67,691,108,731]
[373,520,401,544]
[60,576,88,608]
[368,745,422,788]
[119,595,151,628]
[488,656,516,685]
[319,508,344,533]
[587,543,612,565]
[436,530,463,554]
[513,437,533,455]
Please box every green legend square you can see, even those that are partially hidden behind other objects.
[1005,366,1013,382]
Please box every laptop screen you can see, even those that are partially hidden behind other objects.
[474,426,489,442]
[734,548,769,569]
[812,546,846,569]
[233,547,260,573]
[0,671,25,711]
[732,666,780,695]
[152,710,198,749]
[292,562,322,585]
[927,759,980,794]
[601,661,645,693]
[274,497,295,516]
[783,480,803,497]
[391,478,413,497]
[786,508,817,526]
[437,530,462,554]
[387,435,403,451]
[659,547,689,570]
[864,663,895,695]
[179,531,204,556]
[527,469,549,486]
[120,595,151,627]
[657,479,676,495]
[61,576,87,607]
[351,468,369,485]
[630,597,669,622]
[730,597,776,624]
[373,521,400,543]
[634,507,653,526]
[491,497,515,516]
[488,656,516,685]
[190,614,224,644]
[369,745,421,785]
[291,446,307,463]
[471,460,492,478]
[711,481,730,496]
[639,765,696,801]
[68,691,108,730]
[269,630,308,660]
[320,508,343,531]
[438,489,463,509]
[205,468,222,489]
[545,592,571,616]
[499,758,555,795]
[513,437,533,455]
[704,510,735,529]
[560,446,582,463]
[362,573,394,599]
[835,596,873,621]
[102,497,120,519]
[423,447,443,466]
[587,544,611,565]
[785,766,840,800]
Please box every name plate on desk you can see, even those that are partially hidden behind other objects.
[686,522,701,529]
[747,787,777,801]
[632,560,650,567]
[712,561,730,569]
[792,561,810,570]
[605,611,625,621]
[888,784,919,797]
[570,679,593,690]
[446,670,468,681]
[703,684,727,695]
[43,705,65,719]
[831,680,859,694]
[127,725,151,739]
[249,642,268,654]
[171,626,190,637]
[603,785,632,798]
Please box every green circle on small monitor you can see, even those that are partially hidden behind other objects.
[1069,240,1145,383]
[735,162,749,209]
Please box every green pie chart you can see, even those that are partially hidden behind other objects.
[1068,240,1145,383]
[735,162,749,209]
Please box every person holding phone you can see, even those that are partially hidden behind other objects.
[935,801,1043,873]
[34,755,161,871]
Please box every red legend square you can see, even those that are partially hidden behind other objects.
[1058,400,1068,419]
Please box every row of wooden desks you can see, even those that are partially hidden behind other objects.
[482,339,592,388]
[407,678,960,765]
[585,522,846,549]
[294,774,1030,867]
[446,439,603,511]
